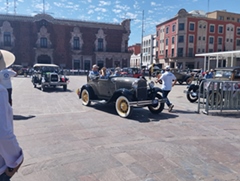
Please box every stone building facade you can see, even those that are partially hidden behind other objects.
[0,13,131,70]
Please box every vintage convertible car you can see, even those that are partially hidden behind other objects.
[77,76,165,118]
[31,63,69,91]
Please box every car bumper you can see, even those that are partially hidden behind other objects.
[42,82,68,87]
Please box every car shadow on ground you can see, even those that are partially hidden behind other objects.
[13,115,36,121]
[90,103,179,123]
[35,87,73,93]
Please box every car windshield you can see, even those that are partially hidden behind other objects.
[34,66,59,72]
[215,70,232,78]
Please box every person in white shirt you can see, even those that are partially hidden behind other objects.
[0,49,23,180]
[157,66,177,112]
[0,67,17,106]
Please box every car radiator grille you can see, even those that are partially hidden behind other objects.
[51,74,58,82]
[136,80,147,100]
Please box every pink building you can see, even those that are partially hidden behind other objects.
[156,9,240,69]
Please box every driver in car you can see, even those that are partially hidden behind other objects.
[88,64,99,79]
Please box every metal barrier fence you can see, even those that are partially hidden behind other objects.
[197,80,240,114]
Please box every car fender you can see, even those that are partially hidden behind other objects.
[80,84,97,99]
[148,87,162,98]
[188,84,199,91]
[108,88,133,103]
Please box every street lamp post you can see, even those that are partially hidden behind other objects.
[140,10,144,69]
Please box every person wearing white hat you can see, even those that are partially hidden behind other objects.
[157,65,177,112]
[0,49,23,180]
[88,64,100,80]
[0,54,17,106]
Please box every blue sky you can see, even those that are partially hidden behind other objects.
[1,0,239,45]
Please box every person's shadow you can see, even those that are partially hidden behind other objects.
[13,115,35,121]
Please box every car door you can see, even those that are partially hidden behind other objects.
[97,78,115,99]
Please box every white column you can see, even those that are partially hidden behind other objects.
[231,53,234,66]
[208,56,210,70]
[204,56,206,72]
[216,54,219,68]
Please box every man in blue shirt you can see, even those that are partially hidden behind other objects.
[88,64,99,80]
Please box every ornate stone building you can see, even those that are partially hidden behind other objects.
[0,13,131,69]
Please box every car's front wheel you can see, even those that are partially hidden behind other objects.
[148,94,165,114]
[115,96,132,118]
[81,89,91,106]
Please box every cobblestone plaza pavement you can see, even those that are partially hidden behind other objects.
[11,76,240,181]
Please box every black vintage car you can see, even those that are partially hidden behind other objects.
[77,76,165,118]
[31,63,69,91]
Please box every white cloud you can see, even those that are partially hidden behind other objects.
[99,1,111,6]
[115,4,130,11]
[88,9,94,14]
[112,9,121,13]
[113,18,118,22]
[151,2,156,6]
[95,7,107,13]
[87,0,92,2]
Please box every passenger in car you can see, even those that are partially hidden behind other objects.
[100,67,109,79]
[113,67,121,76]
[88,64,99,79]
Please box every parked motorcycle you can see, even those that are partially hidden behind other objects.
[185,78,222,106]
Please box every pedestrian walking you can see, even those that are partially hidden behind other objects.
[0,54,17,106]
[0,49,24,181]
[156,65,177,112]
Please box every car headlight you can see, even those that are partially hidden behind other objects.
[132,80,138,89]
[149,81,155,89]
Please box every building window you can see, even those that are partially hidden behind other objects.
[198,48,201,53]
[40,37,47,48]
[73,37,80,50]
[73,59,80,69]
[217,49,222,52]
[172,37,175,44]
[203,36,206,41]
[189,35,194,43]
[209,37,214,44]
[178,35,184,43]
[98,38,103,51]
[198,36,201,41]
[237,27,240,35]
[218,16,224,20]
[210,25,215,33]
[171,48,174,57]
[179,23,184,31]
[238,18,240,23]
[188,48,193,57]
[172,24,175,32]
[166,27,169,34]
[4,32,11,46]
[166,38,168,45]
[218,26,223,33]
[177,48,183,57]
[189,23,195,31]
[237,39,240,46]
[218,37,222,45]
[209,49,213,52]
[199,24,202,28]
[232,17,235,21]
[203,25,206,29]
[227,17,230,20]
[202,49,205,53]
[227,38,229,42]
[227,27,230,31]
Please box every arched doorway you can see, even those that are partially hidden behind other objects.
[37,55,51,64]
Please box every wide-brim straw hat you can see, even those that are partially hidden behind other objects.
[0,49,15,70]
